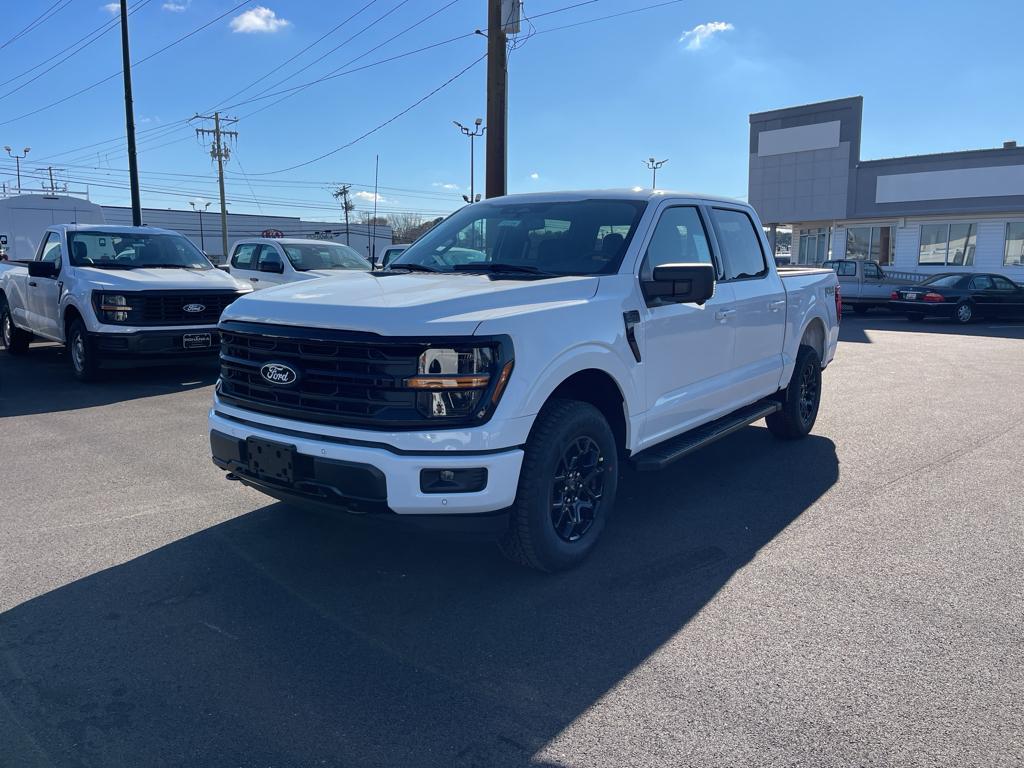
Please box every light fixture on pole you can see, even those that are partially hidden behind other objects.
[4,146,30,193]
[454,118,486,204]
[642,157,668,190]
[189,200,211,253]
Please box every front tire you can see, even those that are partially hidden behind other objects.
[766,344,822,440]
[499,399,618,572]
[67,319,101,382]
[1,299,31,355]
[953,301,974,324]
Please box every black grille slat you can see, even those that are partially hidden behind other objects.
[137,291,242,326]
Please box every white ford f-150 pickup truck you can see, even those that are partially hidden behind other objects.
[0,224,251,380]
[209,190,840,570]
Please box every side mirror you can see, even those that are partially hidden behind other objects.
[216,264,230,273]
[28,260,58,279]
[644,263,716,305]
[259,257,284,274]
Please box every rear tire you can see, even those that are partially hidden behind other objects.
[0,298,30,355]
[953,301,974,324]
[67,319,101,382]
[499,399,618,572]
[766,344,822,440]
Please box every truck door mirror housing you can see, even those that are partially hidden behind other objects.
[28,260,58,279]
[644,263,716,305]
[259,256,284,274]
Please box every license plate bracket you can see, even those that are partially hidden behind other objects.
[183,332,212,349]
[246,437,296,484]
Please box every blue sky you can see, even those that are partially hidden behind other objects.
[1,0,1022,221]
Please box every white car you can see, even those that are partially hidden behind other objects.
[209,190,841,570]
[227,238,370,289]
[0,224,251,380]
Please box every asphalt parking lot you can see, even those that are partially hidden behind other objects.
[1,314,1022,768]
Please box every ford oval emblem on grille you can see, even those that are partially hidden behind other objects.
[260,362,298,386]
[183,303,206,313]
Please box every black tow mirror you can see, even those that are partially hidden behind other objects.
[28,260,58,279]
[259,257,284,274]
[644,263,716,305]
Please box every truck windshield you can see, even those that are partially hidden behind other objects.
[281,242,370,271]
[69,231,212,270]
[390,199,647,276]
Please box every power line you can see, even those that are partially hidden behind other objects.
[0,0,250,127]
[0,0,76,51]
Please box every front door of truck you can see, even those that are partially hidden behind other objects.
[28,232,64,340]
[638,204,737,448]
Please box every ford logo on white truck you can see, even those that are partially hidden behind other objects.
[183,303,205,313]
[260,362,298,385]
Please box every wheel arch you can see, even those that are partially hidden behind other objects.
[63,303,84,343]
[799,315,827,361]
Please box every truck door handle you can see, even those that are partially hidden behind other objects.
[28,281,38,287]
[715,308,736,322]
[249,277,259,282]
[768,299,786,312]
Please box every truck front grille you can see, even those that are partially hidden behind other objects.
[218,321,428,428]
[140,291,243,325]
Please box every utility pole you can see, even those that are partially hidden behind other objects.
[332,184,355,245]
[119,0,142,224]
[190,200,211,252]
[486,0,518,198]
[643,157,668,190]
[45,167,65,193]
[193,112,238,261]
[454,118,485,204]
[371,154,379,265]
[4,147,30,193]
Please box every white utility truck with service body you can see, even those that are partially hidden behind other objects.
[209,190,840,570]
[0,224,251,380]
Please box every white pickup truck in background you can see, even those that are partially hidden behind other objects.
[827,259,924,313]
[226,237,371,289]
[208,190,840,571]
[0,224,251,380]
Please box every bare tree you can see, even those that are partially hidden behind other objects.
[388,212,425,243]
[331,185,355,245]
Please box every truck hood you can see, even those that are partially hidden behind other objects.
[221,271,601,336]
[80,266,249,292]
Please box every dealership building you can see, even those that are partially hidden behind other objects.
[748,96,1024,277]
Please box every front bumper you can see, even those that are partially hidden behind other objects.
[91,328,221,362]
[208,408,524,518]
[890,300,954,317]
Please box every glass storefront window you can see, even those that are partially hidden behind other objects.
[797,227,829,265]
[845,226,893,266]
[919,223,976,266]
[1005,223,1024,267]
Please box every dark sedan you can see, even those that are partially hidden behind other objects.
[890,272,1024,324]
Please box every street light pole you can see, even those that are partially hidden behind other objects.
[4,147,30,193]
[190,200,211,253]
[453,118,485,204]
[643,157,668,190]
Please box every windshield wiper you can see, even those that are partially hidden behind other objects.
[453,263,556,276]
[82,263,136,270]
[387,263,440,273]
[140,263,204,269]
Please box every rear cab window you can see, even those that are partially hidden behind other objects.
[710,208,768,280]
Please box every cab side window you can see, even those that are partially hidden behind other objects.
[256,245,283,269]
[231,243,258,269]
[836,261,856,277]
[711,208,768,281]
[640,206,714,281]
[863,262,883,279]
[39,233,63,271]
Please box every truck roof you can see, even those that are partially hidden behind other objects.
[48,223,183,236]
[479,188,749,206]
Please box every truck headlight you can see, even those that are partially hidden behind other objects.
[406,345,513,419]
[92,292,139,324]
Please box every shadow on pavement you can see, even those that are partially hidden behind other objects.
[839,311,1024,344]
[0,427,838,767]
[0,343,217,418]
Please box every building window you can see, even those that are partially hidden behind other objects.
[797,227,829,265]
[1005,223,1024,267]
[845,226,893,266]
[918,223,976,266]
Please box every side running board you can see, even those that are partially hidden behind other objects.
[631,399,782,472]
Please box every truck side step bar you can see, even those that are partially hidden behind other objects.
[631,399,782,472]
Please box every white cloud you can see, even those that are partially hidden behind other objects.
[162,1,189,11]
[432,182,459,191]
[101,3,119,14]
[529,172,540,180]
[230,6,290,33]
[680,21,734,50]
[354,191,386,204]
